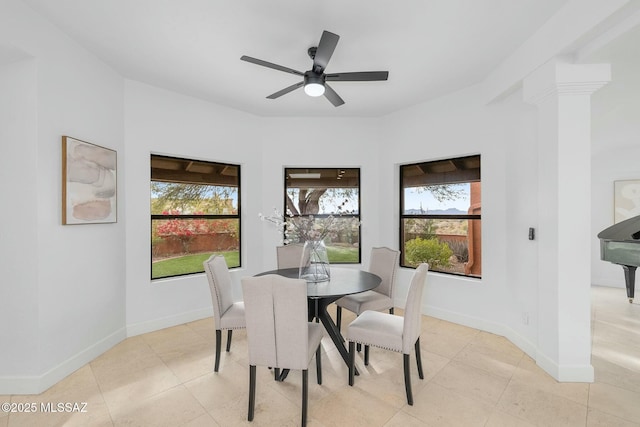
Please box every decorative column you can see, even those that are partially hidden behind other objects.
[523,60,610,382]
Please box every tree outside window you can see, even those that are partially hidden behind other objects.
[284,168,361,263]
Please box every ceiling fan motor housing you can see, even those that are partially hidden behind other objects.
[304,71,324,86]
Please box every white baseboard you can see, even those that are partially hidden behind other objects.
[126,307,213,337]
[536,351,595,382]
[421,303,594,383]
[0,309,214,395]
[0,327,126,395]
[423,304,498,331]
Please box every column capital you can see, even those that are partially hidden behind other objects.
[523,60,611,105]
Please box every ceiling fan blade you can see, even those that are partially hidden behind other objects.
[313,31,339,73]
[266,81,304,99]
[323,83,345,107]
[241,55,304,76]
[325,71,389,82]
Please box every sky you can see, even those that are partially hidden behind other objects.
[285,184,472,214]
[403,183,470,212]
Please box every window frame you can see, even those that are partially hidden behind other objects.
[150,154,241,280]
[399,155,481,278]
[283,167,362,264]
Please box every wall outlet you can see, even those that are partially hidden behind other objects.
[522,312,530,325]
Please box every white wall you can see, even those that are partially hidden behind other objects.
[0,0,125,394]
[502,93,540,353]
[0,58,39,379]
[591,50,640,287]
[380,84,540,355]
[124,81,261,334]
[258,117,384,271]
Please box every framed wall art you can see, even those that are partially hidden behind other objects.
[614,179,640,223]
[62,136,117,224]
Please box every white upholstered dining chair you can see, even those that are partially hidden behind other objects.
[346,263,428,405]
[203,255,245,372]
[335,246,400,330]
[276,243,305,269]
[242,274,323,426]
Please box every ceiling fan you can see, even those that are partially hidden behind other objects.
[240,30,389,107]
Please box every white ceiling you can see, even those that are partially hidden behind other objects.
[24,0,571,117]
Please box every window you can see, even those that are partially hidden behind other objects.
[151,155,240,280]
[284,168,361,263]
[400,155,481,277]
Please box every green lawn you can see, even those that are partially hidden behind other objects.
[327,245,359,263]
[152,251,239,279]
[152,246,359,279]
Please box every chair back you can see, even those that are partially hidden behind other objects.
[276,244,305,269]
[369,247,400,298]
[402,263,429,354]
[242,274,310,370]
[203,255,235,325]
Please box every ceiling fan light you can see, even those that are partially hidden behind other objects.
[304,82,325,97]
[304,72,325,97]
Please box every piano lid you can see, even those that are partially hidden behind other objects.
[598,214,640,242]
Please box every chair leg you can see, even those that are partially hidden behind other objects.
[403,354,413,405]
[279,369,290,381]
[348,341,355,386]
[357,343,362,352]
[415,338,424,379]
[336,306,342,331]
[226,329,233,352]
[364,345,370,366]
[301,369,308,427]
[214,329,222,372]
[274,368,280,381]
[316,345,322,385]
[248,365,256,421]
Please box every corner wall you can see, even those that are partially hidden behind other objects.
[124,81,262,335]
[0,58,40,382]
[0,0,126,394]
[380,83,541,357]
[123,82,385,335]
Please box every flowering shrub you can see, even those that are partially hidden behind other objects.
[155,210,238,253]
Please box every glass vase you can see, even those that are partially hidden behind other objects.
[299,239,330,282]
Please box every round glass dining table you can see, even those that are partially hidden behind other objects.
[255,267,381,374]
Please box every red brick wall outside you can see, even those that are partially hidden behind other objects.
[153,233,238,259]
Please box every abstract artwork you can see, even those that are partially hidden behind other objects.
[62,136,117,224]
[614,179,640,223]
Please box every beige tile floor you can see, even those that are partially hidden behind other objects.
[2,285,639,426]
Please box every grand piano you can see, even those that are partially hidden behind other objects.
[598,214,640,303]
